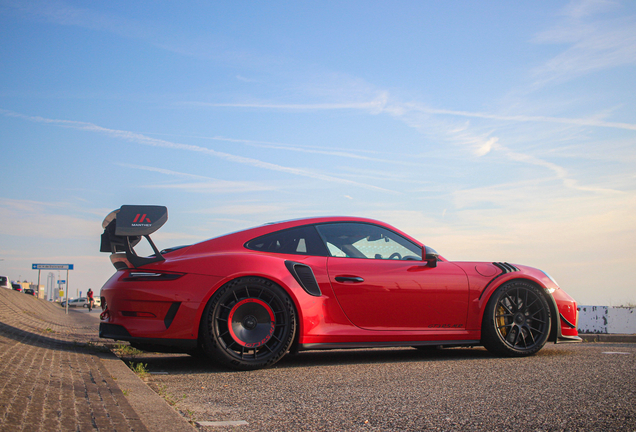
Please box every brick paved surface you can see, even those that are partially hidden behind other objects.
[0,288,192,432]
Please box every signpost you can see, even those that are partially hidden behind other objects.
[32,264,74,314]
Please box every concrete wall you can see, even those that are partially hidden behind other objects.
[578,305,636,334]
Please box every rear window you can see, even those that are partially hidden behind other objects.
[245,225,329,256]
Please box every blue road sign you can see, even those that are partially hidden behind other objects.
[32,264,74,270]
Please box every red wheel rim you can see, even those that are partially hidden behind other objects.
[227,298,276,348]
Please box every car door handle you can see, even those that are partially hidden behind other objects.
[335,276,364,283]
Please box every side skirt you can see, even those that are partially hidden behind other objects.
[299,340,481,351]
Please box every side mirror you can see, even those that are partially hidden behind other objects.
[423,246,439,268]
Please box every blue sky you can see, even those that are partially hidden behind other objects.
[1,0,635,305]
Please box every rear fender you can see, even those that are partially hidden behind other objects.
[189,254,338,344]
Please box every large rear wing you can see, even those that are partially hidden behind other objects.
[100,205,168,269]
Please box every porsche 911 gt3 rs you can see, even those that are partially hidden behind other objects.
[99,205,581,370]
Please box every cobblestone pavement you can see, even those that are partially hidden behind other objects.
[0,288,193,432]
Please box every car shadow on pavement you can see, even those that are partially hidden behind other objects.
[117,342,579,374]
[0,321,103,353]
[278,346,494,368]
[116,346,500,374]
[282,344,577,368]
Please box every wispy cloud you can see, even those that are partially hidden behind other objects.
[406,105,636,132]
[1,109,396,193]
[146,132,436,169]
[531,0,636,86]
[144,182,275,194]
[169,92,636,194]
[236,75,257,83]
[0,0,259,65]
[446,176,636,261]
[0,198,99,239]
[370,102,584,194]
[188,96,636,131]
[116,163,213,181]
[188,98,387,114]
[116,163,275,194]
[1,0,154,40]
[376,99,632,194]
[195,204,284,216]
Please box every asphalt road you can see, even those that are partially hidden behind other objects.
[120,343,635,431]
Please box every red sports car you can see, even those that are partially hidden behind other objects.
[99,205,581,370]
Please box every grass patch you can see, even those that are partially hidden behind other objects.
[184,408,197,424]
[113,343,144,357]
[155,383,187,407]
[128,362,149,378]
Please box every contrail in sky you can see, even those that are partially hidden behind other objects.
[0,109,396,194]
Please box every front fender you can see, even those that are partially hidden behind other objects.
[470,264,580,343]
[469,264,560,332]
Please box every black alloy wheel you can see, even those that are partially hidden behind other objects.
[482,280,551,357]
[201,277,296,370]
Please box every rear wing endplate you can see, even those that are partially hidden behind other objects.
[100,205,168,268]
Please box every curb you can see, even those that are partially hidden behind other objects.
[98,351,195,432]
[580,333,636,343]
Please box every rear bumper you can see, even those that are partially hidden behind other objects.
[99,323,198,352]
[99,270,220,341]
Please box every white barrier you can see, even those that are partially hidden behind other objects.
[578,306,636,334]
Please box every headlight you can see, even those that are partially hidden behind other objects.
[540,270,559,293]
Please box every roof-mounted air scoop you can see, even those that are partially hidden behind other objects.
[100,205,168,269]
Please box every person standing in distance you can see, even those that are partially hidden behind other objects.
[87,288,94,311]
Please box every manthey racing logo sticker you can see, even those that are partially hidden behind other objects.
[113,205,167,236]
[131,214,152,227]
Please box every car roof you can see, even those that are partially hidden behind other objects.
[183,216,423,256]
[221,216,395,242]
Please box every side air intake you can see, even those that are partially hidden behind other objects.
[285,261,322,297]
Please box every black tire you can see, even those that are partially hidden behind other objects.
[201,277,297,370]
[482,280,551,357]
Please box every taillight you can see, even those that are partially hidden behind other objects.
[123,272,184,282]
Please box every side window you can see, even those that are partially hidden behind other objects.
[316,223,422,260]
[245,225,329,256]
